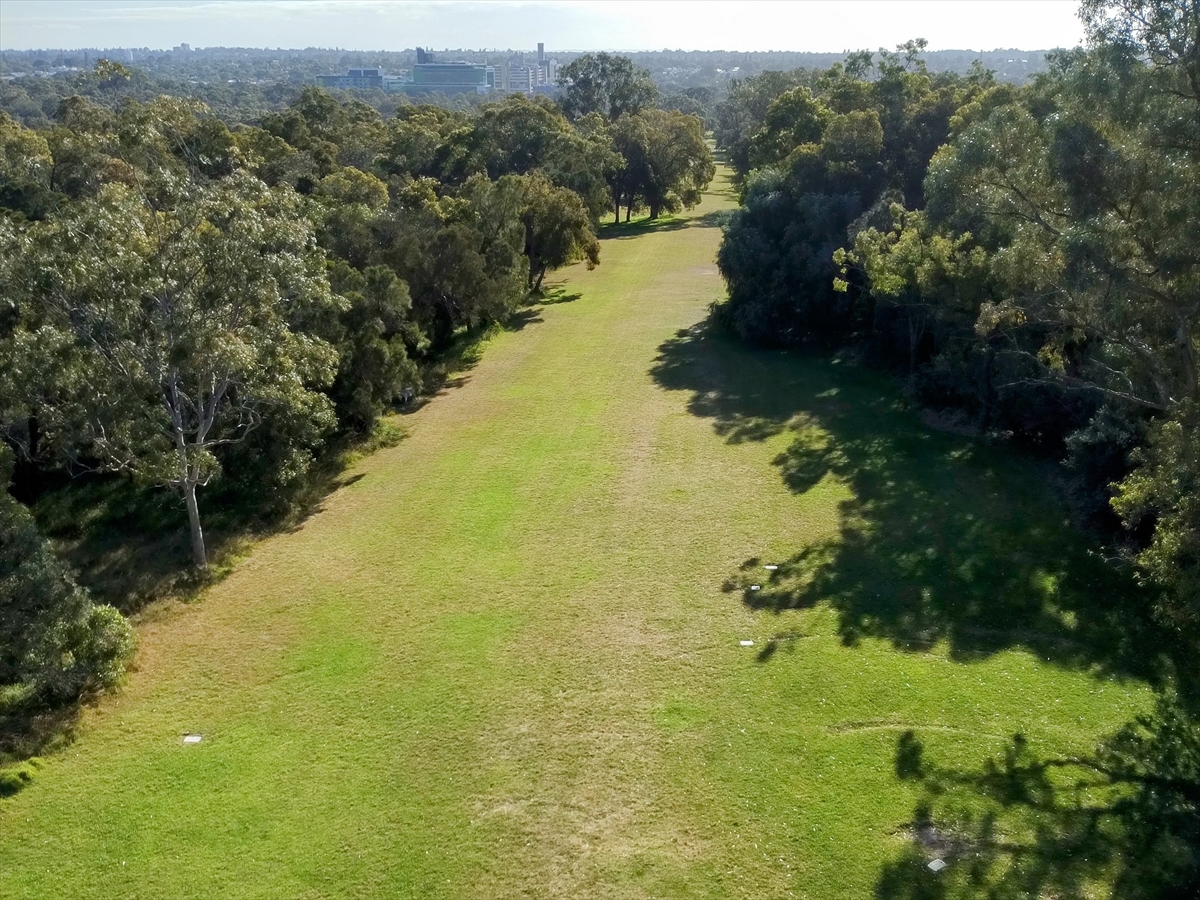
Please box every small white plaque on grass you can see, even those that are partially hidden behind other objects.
[183,734,203,744]
[750,584,761,591]
[764,565,779,570]
[928,859,947,872]
[740,640,754,647]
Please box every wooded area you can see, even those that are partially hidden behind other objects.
[716,11,1198,643]
[0,56,712,726]
[1,1,1197,895]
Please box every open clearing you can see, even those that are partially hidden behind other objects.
[0,167,1155,898]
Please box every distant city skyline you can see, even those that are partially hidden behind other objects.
[1,0,1085,53]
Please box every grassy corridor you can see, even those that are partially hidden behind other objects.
[0,168,1157,899]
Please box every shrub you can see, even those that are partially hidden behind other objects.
[1,447,134,704]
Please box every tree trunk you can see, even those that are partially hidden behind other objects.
[906,307,925,374]
[1176,314,1198,402]
[524,221,537,290]
[172,415,208,569]
[649,202,660,220]
[612,185,621,224]
[625,203,631,223]
[533,267,546,292]
[182,477,207,568]
[978,345,996,434]
[27,413,39,461]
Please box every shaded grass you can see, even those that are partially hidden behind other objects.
[26,415,410,619]
[651,322,1165,683]
[0,166,1163,899]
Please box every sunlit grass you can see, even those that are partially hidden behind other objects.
[0,166,1159,898]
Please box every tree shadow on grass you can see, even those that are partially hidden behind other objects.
[599,208,726,241]
[534,286,583,305]
[652,320,1197,897]
[876,693,1200,899]
[600,217,690,240]
[503,307,544,332]
[32,475,207,615]
[650,322,1167,684]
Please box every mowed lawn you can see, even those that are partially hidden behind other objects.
[0,167,1157,899]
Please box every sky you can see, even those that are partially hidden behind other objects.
[0,0,1086,53]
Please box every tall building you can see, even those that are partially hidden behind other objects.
[317,68,385,90]
[499,43,558,95]
[537,43,557,86]
[409,47,493,94]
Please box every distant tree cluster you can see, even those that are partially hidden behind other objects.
[557,54,715,223]
[0,55,710,722]
[0,46,1056,131]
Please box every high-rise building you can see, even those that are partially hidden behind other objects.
[499,43,558,95]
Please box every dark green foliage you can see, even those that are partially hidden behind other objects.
[660,86,717,127]
[602,108,715,224]
[0,447,132,706]
[717,174,861,344]
[715,49,988,347]
[0,73,632,743]
[557,53,658,122]
[843,6,1200,634]
[325,263,420,430]
[470,94,570,178]
[370,176,528,350]
[512,172,600,292]
[714,70,811,176]
[713,8,1200,893]
[719,9,1200,644]
[1113,402,1200,637]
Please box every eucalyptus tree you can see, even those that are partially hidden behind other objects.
[0,174,340,568]
[370,174,527,350]
[636,108,716,220]
[0,111,56,219]
[835,1,1200,632]
[557,53,658,122]
[511,171,600,291]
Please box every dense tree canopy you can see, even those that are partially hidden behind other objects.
[2,68,693,725]
[557,53,658,122]
[713,12,1200,889]
[716,51,990,347]
[1,175,341,568]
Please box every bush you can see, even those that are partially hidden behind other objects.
[1,447,134,704]
[716,169,861,345]
[1112,403,1200,638]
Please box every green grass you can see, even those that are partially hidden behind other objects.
[0,167,1163,898]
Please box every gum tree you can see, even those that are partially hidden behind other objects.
[1,173,339,567]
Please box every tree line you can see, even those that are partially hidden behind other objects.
[0,56,712,726]
[716,11,1197,642]
[714,2,1198,893]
